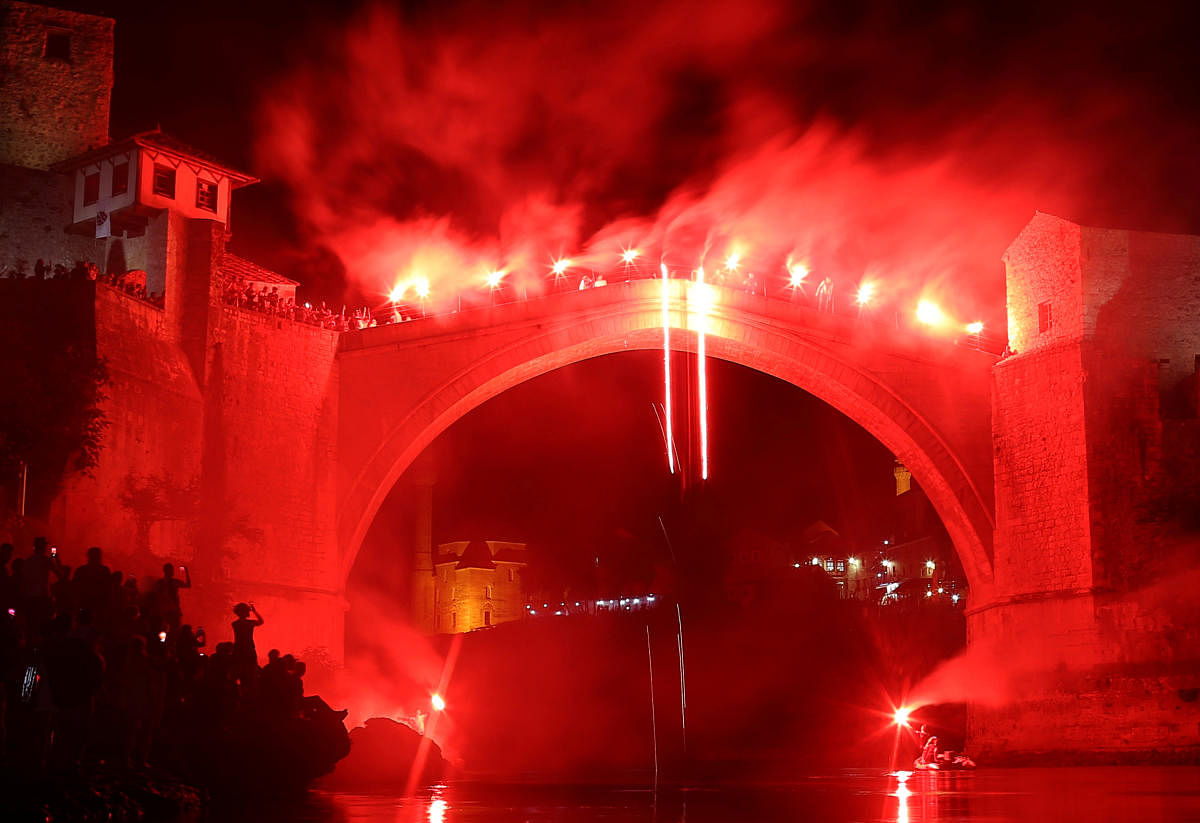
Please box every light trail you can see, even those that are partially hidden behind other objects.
[661,264,675,474]
[696,265,708,480]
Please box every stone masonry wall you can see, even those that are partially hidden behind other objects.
[209,306,342,660]
[1002,212,1084,355]
[1085,227,1200,416]
[0,1,113,169]
[990,341,1093,597]
[0,164,105,269]
[52,282,204,563]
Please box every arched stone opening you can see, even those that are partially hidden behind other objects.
[337,283,995,604]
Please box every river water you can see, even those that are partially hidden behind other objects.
[264,768,1200,822]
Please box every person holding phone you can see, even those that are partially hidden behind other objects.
[231,601,264,681]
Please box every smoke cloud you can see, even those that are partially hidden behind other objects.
[256,0,1200,326]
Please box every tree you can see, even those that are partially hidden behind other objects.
[0,281,108,518]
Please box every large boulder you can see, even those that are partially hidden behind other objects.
[320,717,446,792]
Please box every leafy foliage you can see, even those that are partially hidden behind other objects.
[0,281,109,515]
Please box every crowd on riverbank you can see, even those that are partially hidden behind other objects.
[0,537,348,791]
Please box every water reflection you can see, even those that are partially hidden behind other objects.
[235,767,1200,823]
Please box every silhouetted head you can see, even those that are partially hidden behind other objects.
[32,537,47,556]
[162,562,174,578]
[294,661,306,677]
[0,543,13,563]
[268,649,280,663]
[233,602,251,618]
[87,546,102,564]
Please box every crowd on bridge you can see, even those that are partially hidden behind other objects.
[0,536,347,786]
[220,269,382,331]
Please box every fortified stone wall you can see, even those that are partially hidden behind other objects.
[989,341,1092,597]
[208,305,342,659]
[0,164,105,269]
[0,1,113,169]
[52,281,203,560]
[1085,227,1200,416]
[1003,211,1084,354]
[974,212,1200,762]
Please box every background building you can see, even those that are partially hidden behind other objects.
[429,540,527,633]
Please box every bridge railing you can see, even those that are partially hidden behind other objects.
[352,266,1006,355]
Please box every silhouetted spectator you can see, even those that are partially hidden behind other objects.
[72,547,112,621]
[153,563,190,632]
[231,602,264,680]
[21,537,63,627]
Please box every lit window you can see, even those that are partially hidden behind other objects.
[83,172,100,205]
[152,164,176,198]
[112,161,129,196]
[196,179,218,213]
[1038,301,1052,334]
[825,560,834,572]
[836,560,845,572]
[44,31,71,62]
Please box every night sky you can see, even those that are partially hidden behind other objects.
[63,0,1200,582]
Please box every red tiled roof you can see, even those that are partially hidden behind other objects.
[220,254,299,287]
[52,129,258,186]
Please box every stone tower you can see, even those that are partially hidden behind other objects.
[0,1,114,169]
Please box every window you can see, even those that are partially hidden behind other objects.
[112,161,129,196]
[196,179,218,213]
[825,559,834,572]
[836,560,845,572]
[484,586,493,599]
[152,163,176,198]
[44,31,71,62]
[1037,301,1052,334]
[83,172,100,205]
[507,568,514,582]
[451,612,457,630]
[484,611,491,626]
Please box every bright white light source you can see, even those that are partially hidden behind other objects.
[486,270,504,288]
[431,694,446,712]
[552,258,571,275]
[966,321,984,335]
[916,300,943,325]
[856,281,876,305]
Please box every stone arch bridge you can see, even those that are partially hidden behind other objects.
[336,280,998,604]
[47,213,1200,760]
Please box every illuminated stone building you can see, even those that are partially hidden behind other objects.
[428,540,527,633]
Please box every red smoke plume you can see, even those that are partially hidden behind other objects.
[257,0,1200,332]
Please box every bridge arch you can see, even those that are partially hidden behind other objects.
[336,281,996,602]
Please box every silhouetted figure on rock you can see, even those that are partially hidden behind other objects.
[231,602,263,682]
